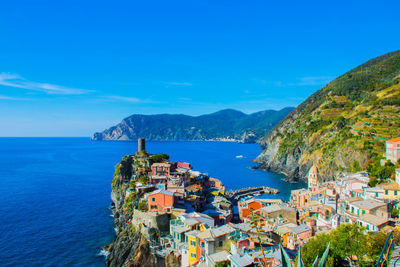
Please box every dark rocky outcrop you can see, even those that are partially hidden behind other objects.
[106,156,180,267]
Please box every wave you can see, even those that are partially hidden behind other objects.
[97,249,110,258]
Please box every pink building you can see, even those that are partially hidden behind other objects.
[287,224,312,250]
[151,163,171,177]
[177,162,192,170]
[386,137,400,164]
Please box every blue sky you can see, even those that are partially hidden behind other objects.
[0,0,399,137]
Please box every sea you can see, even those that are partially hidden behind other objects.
[0,138,305,267]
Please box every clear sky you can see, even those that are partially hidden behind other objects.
[0,0,399,137]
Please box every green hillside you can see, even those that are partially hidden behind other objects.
[257,51,400,181]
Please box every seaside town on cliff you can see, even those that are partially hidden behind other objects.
[112,138,400,267]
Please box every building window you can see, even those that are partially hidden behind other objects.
[190,241,196,246]
[152,197,155,202]
[219,241,223,247]
[191,253,196,258]
[386,190,389,195]
[362,210,366,215]
[395,191,398,196]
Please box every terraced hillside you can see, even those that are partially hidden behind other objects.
[256,50,400,181]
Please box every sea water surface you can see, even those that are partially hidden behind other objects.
[0,138,305,266]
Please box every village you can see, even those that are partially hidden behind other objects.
[113,138,400,267]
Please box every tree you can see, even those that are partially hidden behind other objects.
[302,224,368,266]
[151,153,170,163]
[137,201,148,212]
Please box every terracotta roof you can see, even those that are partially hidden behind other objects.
[388,137,400,143]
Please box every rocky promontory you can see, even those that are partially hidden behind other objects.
[106,154,180,267]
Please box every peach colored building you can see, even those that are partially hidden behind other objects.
[290,189,312,208]
[386,137,400,164]
[148,189,174,213]
[286,224,312,250]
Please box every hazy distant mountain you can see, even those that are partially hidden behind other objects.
[91,108,294,143]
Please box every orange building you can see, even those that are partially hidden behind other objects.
[148,190,175,213]
[238,199,263,219]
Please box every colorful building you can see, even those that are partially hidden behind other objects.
[147,189,174,213]
[185,230,200,266]
[151,163,171,176]
[356,214,389,232]
[386,137,400,164]
[379,182,400,201]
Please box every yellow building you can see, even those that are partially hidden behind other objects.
[379,182,400,200]
[185,230,200,266]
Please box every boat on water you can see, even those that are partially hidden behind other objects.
[236,155,244,158]
[254,193,261,197]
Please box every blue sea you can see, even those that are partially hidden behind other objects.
[0,138,305,266]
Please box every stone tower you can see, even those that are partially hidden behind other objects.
[138,138,146,153]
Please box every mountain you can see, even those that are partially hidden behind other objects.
[91,107,294,142]
[256,50,400,181]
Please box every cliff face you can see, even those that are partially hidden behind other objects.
[106,156,180,267]
[92,108,294,142]
[256,51,400,182]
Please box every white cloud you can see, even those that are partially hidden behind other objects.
[0,73,93,95]
[165,82,193,86]
[0,94,28,100]
[105,95,142,103]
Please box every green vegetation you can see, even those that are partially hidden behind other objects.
[92,107,294,142]
[151,153,170,163]
[261,50,400,179]
[301,224,394,266]
[138,175,149,185]
[367,161,398,186]
[111,163,121,188]
[215,261,229,267]
[137,201,148,212]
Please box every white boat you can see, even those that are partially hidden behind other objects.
[236,155,244,158]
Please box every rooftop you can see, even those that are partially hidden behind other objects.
[388,137,400,143]
[228,254,254,267]
[171,224,190,234]
[379,182,400,191]
[358,214,388,226]
[185,230,200,238]
[291,224,311,234]
[352,199,386,210]
[207,250,230,264]
[148,189,174,196]
[152,163,171,167]
[259,204,296,213]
